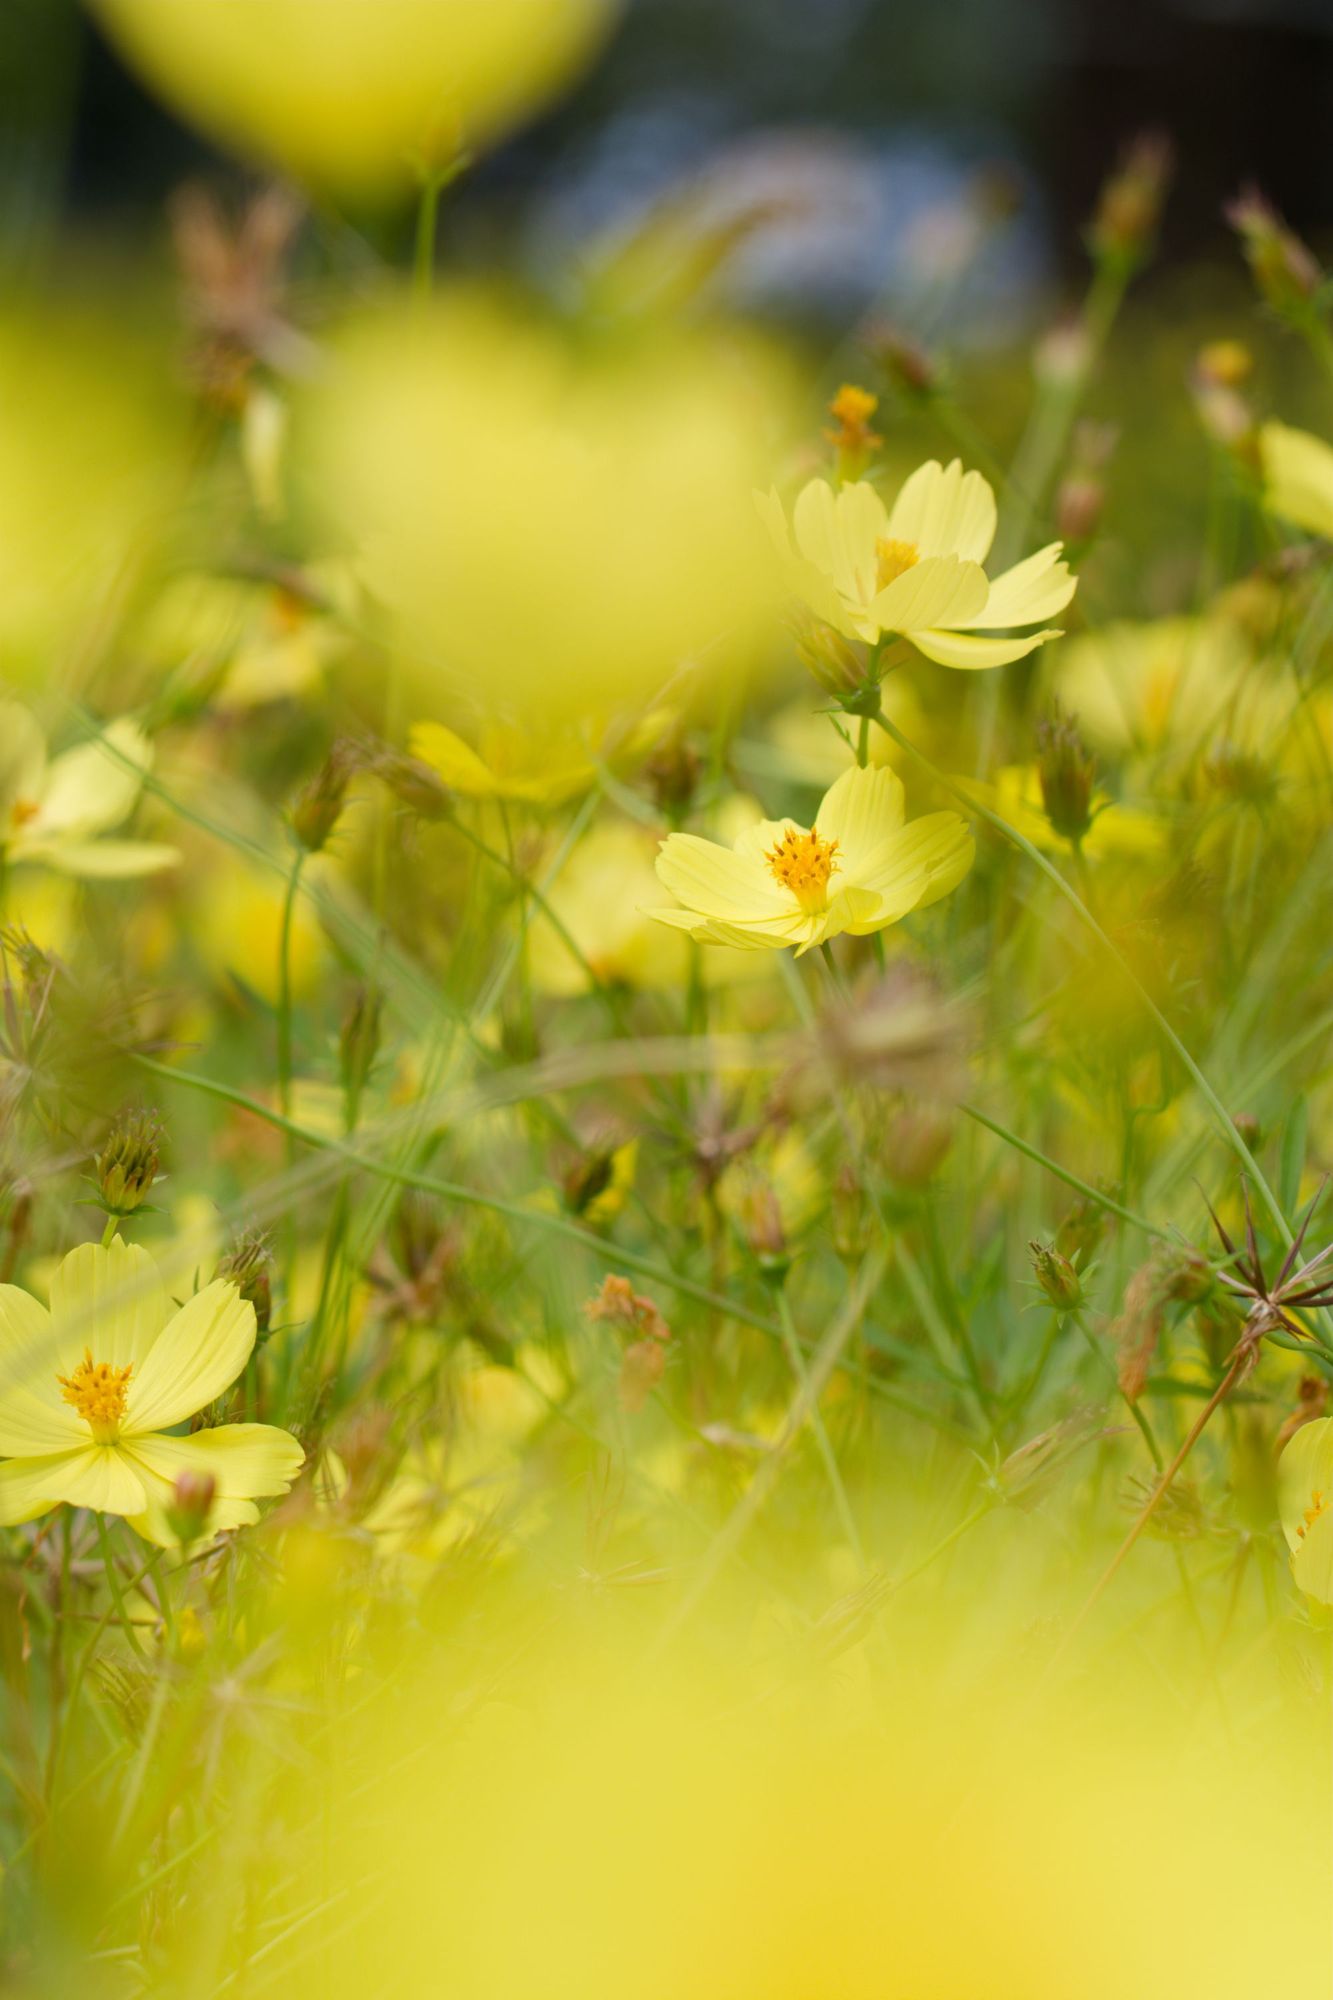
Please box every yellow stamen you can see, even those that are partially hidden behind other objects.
[875,537,920,589]
[765,825,839,912]
[1297,1489,1327,1540]
[57,1348,132,1442]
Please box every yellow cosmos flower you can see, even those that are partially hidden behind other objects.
[0,1238,301,1547]
[757,459,1076,669]
[650,763,973,954]
[90,0,618,197]
[1278,1415,1333,1602]
[0,703,178,878]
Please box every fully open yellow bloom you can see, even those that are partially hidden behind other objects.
[1278,1415,1333,1602]
[650,763,972,954]
[757,460,1076,669]
[0,1239,302,1546]
[1260,421,1333,540]
[0,703,178,878]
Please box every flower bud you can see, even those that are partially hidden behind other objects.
[645,730,701,818]
[882,1104,953,1189]
[1029,1240,1084,1312]
[339,983,383,1101]
[823,382,882,480]
[95,1110,162,1218]
[996,1407,1107,1507]
[1089,131,1173,271]
[1227,187,1323,319]
[742,1180,790,1279]
[1035,702,1096,844]
[373,749,451,821]
[217,1231,273,1339]
[789,606,869,698]
[1054,475,1104,546]
[291,740,357,852]
[165,1468,217,1546]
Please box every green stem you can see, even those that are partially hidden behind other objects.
[773,1281,866,1567]
[276,850,305,1129]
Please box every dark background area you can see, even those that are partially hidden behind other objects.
[4,0,1333,320]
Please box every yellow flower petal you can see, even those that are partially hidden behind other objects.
[28,719,150,840]
[958,544,1077,631]
[654,834,789,921]
[124,1422,304,1500]
[792,478,883,605]
[910,626,1064,671]
[50,1239,170,1379]
[122,1280,256,1435]
[884,459,997,564]
[0,701,47,821]
[0,1285,82,1454]
[869,553,989,635]
[22,839,179,878]
[0,1443,148,1521]
[1277,1415,1333,1553]
[813,764,905,876]
[410,721,504,798]
[1260,421,1333,540]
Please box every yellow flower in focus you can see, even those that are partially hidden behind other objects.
[1278,1415,1333,1602]
[0,703,178,878]
[651,763,973,955]
[89,0,619,197]
[0,1238,302,1546]
[1259,421,1333,540]
[757,460,1076,669]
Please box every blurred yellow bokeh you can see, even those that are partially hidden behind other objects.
[88,0,621,195]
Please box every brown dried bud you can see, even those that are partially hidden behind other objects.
[1112,1246,1214,1402]
[1227,186,1324,319]
[742,1180,789,1277]
[862,322,939,401]
[1090,131,1174,269]
[374,750,451,821]
[585,1274,671,1413]
[291,740,357,852]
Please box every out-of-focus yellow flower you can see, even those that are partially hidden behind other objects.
[191,855,330,1006]
[309,296,786,716]
[757,461,1076,668]
[0,1237,301,1546]
[1259,421,1333,539]
[411,711,669,808]
[0,703,178,878]
[0,309,183,678]
[1052,616,1249,758]
[652,763,973,955]
[954,765,1166,859]
[527,821,686,995]
[137,571,353,712]
[89,0,619,197]
[1278,1414,1333,1601]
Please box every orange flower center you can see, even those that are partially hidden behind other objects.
[765,826,840,911]
[10,798,39,829]
[57,1349,132,1442]
[1296,1488,1328,1541]
[875,537,920,589]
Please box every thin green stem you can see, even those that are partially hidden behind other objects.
[773,1281,866,1567]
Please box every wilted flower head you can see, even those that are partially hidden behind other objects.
[1089,131,1174,271]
